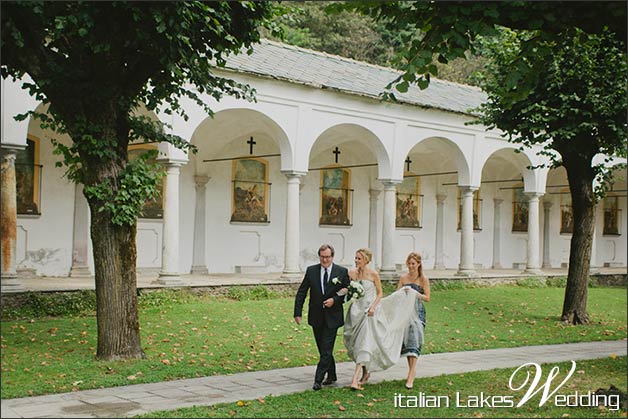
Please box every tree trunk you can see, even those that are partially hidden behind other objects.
[561,156,596,325]
[89,200,145,360]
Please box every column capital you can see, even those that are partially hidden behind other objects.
[281,170,307,180]
[436,194,447,204]
[1,143,26,155]
[524,192,544,200]
[543,200,553,209]
[458,185,479,193]
[194,175,210,188]
[379,179,401,189]
[493,198,504,205]
[157,156,187,168]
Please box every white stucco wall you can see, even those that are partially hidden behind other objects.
[3,70,626,277]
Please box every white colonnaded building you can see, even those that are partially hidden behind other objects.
[1,40,626,288]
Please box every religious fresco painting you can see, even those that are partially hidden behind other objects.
[15,137,40,215]
[231,158,269,223]
[396,175,421,228]
[457,188,481,230]
[512,187,529,232]
[320,167,351,225]
[560,190,574,234]
[604,195,620,235]
[128,146,164,219]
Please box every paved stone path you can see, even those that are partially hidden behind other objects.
[1,340,625,418]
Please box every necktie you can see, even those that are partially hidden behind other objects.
[323,268,329,292]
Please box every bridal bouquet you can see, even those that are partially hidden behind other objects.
[345,281,365,303]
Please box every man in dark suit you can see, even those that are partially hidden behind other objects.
[294,244,350,390]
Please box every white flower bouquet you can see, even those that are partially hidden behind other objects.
[345,281,365,303]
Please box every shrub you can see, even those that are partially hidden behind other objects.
[515,277,547,288]
[1,290,96,320]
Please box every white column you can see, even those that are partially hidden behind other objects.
[457,186,478,276]
[1,145,25,292]
[542,200,553,269]
[281,171,305,278]
[69,184,92,277]
[156,162,184,285]
[590,205,599,273]
[380,180,400,279]
[524,192,543,274]
[191,175,209,274]
[368,189,381,268]
[434,194,446,269]
[492,198,503,269]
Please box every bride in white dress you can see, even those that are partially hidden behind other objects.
[343,248,420,390]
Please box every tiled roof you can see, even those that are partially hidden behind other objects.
[225,39,487,115]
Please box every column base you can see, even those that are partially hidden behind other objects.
[190,266,209,275]
[455,268,479,278]
[433,263,446,270]
[69,265,93,278]
[491,264,502,270]
[1,274,26,293]
[280,271,303,282]
[153,273,186,286]
[523,268,543,275]
[378,269,398,282]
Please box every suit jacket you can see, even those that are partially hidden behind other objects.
[294,263,350,329]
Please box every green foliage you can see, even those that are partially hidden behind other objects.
[472,27,627,198]
[1,286,625,398]
[545,276,568,288]
[515,277,547,288]
[431,280,480,291]
[263,1,400,68]
[137,289,194,309]
[1,291,96,320]
[339,1,626,99]
[226,285,288,301]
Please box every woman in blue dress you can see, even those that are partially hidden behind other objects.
[396,252,430,389]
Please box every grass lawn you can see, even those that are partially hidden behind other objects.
[138,357,627,418]
[1,285,626,399]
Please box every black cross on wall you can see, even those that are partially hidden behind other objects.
[405,156,412,172]
[333,146,341,164]
[247,137,256,155]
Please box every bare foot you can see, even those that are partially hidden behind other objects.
[359,371,370,385]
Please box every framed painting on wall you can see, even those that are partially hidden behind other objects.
[320,167,351,226]
[560,190,574,234]
[603,195,620,235]
[396,175,421,228]
[15,137,41,215]
[231,158,269,223]
[512,187,528,232]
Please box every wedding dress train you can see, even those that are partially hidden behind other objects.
[343,280,421,372]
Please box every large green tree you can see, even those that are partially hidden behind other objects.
[1,1,275,360]
[340,1,627,324]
